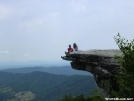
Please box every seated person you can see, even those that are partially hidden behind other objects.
[73,43,78,51]
[65,45,73,55]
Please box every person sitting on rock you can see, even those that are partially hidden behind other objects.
[65,45,73,55]
[73,43,78,51]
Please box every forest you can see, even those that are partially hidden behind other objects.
[0,71,95,101]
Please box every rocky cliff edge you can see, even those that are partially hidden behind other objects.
[61,49,122,97]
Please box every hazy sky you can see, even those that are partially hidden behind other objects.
[0,0,134,63]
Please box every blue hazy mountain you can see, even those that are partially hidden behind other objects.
[0,60,70,70]
[0,66,92,75]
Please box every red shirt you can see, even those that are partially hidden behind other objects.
[68,48,73,52]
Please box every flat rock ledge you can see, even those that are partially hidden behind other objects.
[61,49,122,97]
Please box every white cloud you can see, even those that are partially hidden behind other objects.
[0,4,13,20]
[0,51,9,54]
[23,54,29,57]
[19,12,60,31]
[46,12,60,22]
[69,1,86,12]
[20,19,44,28]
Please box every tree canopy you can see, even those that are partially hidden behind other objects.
[113,33,134,97]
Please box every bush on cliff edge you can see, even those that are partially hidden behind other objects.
[113,33,134,97]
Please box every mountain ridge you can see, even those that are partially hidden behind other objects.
[0,71,95,101]
[0,66,91,75]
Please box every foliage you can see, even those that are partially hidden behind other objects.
[0,71,95,101]
[113,33,134,97]
[60,90,106,101]
[0,92,15,101]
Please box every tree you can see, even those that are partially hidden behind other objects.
[113,33,134,97]
[60,90,106,101]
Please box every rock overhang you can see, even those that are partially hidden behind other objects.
[61,49,122,77]
[61,49,122,97]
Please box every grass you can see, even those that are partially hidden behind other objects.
[7,91,35,101]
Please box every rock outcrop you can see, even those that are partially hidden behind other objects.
[61,49,122,97]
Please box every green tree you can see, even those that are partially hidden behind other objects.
[113,33,134,97]
[60,90,106,101]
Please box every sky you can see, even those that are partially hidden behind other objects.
[0,0,134,63]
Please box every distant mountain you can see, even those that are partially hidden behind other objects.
[0,71,96,101]
[0,66,92,75]
[0,61,70,70]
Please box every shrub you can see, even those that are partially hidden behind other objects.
[113,33,134,97]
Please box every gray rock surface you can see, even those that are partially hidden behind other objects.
[61,49,121,97]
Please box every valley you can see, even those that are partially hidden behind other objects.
[0,67,95,101]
